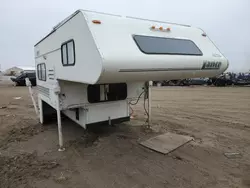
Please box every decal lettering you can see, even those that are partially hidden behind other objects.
[202,61,222,70]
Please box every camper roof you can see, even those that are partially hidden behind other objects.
[35,10,190,47]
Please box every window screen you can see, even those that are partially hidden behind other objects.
[61,39,75,66]
[133,35,202,56]
[37,63,46,81]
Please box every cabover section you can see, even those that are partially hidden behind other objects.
[35,10,228,85]
[83,10,228,83]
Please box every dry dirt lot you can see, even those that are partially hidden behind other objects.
[0,81,250,188]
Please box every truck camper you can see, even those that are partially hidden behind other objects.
[34,10,229,149]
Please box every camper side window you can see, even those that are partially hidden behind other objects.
[37,63,46,81]
[61,40,75,66]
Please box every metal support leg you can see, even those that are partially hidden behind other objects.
[38,97,43,124]
[148,81,153,128]
[56,94,65,151]
[25,78,39,118]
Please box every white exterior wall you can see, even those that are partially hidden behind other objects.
[59,81,88,109]
[86,100,129,124]
[58,81,143,127]
[59,81,144,110]
[63,100,129,128]
[59,81,142,128]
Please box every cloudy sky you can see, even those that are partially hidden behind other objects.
[0,0,249,72]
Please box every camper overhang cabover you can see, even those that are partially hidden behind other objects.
[34,10,229,149]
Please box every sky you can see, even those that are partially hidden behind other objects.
[0,0,249,72]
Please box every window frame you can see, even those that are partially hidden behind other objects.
[37,63,46,81]
[61,39,76,66]
[133,35,203,56]
[37,64,41,80]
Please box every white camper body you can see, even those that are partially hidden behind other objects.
[34,10,228,132]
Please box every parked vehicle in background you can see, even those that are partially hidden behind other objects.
[207,76,233,86]
[11,72,36,86]
[188,78,208,85]
[167,79,190,86]
[154,72,250,87]
[153,78,208,86]
[208,72,250,86]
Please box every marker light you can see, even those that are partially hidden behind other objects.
[150,26,171,32]
[92,20,101,24]
[202,33,207,37]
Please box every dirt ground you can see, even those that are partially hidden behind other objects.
[0,81,250,188]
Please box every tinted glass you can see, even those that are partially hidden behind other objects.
[27,73,35,77]
[17,74,24,79]
[133,35,202,56]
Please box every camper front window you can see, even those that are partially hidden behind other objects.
[133,35,203,56]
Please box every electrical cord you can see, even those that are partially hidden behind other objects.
[143,97,149,124]
[128,90,145,117]
[129,90,145,105]
[128,83,150,128]
[142,82,150,126]
[129,105,134,116]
